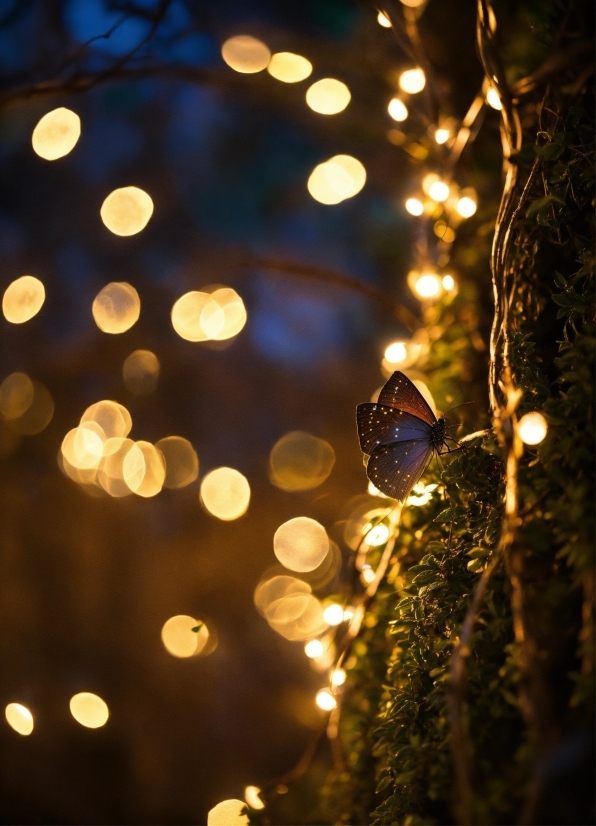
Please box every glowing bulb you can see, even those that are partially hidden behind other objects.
[414,273,441,299]
[305,639,324,658]
[400,0,425,6]
[81,400,132,439]
[399,68,425,94]
[315,689,337,711]
[435,128,450,144]
[207,799,249,826]
[171,291,225,341]
[273,517,329,572]
[161,615,209,658]
[456,196,477,218]
[331,668,346,686]
[366,523,390,546]
[518,412,548,445]
[244,786,265,811]
[330,155,366,197]
[122,441,166,497]
[269,430,335,491]
[306,78,351,115]
[0,372,34,420]
[267,52,312,83]
[100,186,153,236]
[486,86,502,110]
[92,282,140,334]
[5,703,33,735]
[323,604,344,626]
[343,607,355,620]
[32,107,80,160]
[2,275,45,324]
[377,11,391,26]
[200,467,250,520]
[221,35,270,73]
[69,692,109,728]
[388,98,408,122]
[123,349,159,395]
[428,180,450,202]
[156,436,199,489]
[405,197,424,216]
[361,567,375,585]
[384,342,408,364]
[209,287,247,340]
[442,274,455,291]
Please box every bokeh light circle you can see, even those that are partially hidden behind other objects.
[200,467,250,520]
[69,692,109,728]
[2,275,45,324]
[100,186,153,236]
[32,107,81,160]
[273,517,329,572]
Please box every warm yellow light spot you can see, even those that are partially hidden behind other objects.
[5,703,33,735]
[267,52,312,83]
[92,282,140,334]
[343,607,355,620]
[384,342,408,364]
[442,274,455,291]
[323,603,344,626]
[405,197,424,216]
[414,273,442,299]
[331,155,366,196]
[486,86,502,110]
[388,97,408,122]
[209,287,247,340]
[122,349,159,395]
[365,523,390,546]
[254,575,311,615]
[161,615,209,658]
[200,467,250,520]
[123,440,165,497]
[69,692,109,728]
[518,412,548,445]
[407,481,438,507]
[207,799,249,826]
[81,400,132,439]
[266,593,326,641]
[274,516,329,573]
[306,78,351,115]
[0,373,34,420]
[307,156,365,204]
[428,180,450,202]
[304,639,324,658]
[62,423,106,470]
[269,430,335,491]
[2,275,45,324]
[315,689,336,711]
[421,173,439,195]
[400,0,425,6]
[435,128,450,144]
[6,380,54,435]
[244,786,265,811]
[100,186,153,236]
[434,221,456,243]
[97,437,135,497]
[155,436,199,489]
[221,35,270,74]
[361,567,376,585]
[456,196,477,218]
[331,668,346,686]
[377,10,391,27]
[399,68,425,94]
[171,291,224,342]
[32,107,80,160]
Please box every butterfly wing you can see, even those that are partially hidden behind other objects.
[366,438,434,502]
[378,371,436,426]
[356,403,433,456]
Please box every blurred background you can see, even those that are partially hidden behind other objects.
[0,0,488,822]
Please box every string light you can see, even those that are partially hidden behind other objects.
[428,180,450,202]
[69,692,109,728]
[331,668,346,686]
[267,52,312,82]
[413,272,442,299]
[200,467,251,520]
[307,155,365,204]
[269,430,335,491]
[5,703,34,735]
[384,342,408,364]
[161,615,209,658]
[306,78,351,115]
[518,412,548,445]
[304,639,324,658]
[365,523,390,546]
[122,441,166,497]
[486,86,502,110]
[323,604,344,626]
[377,11,391,27]
[442,274,455,291]
[209,287,247,340]
[221,35,270,73]
[92,282,141,334]
[361,565,375,585]
[207,799,249,826]
[435,128,450,144]
[97,437,135,497]
[31,107,80,160]
[2,275,45,324]
[171,291,224,341]
[273,516,329,572]
[100,186,154,236]
[405,197,424,216]
[388,98,408,122]
[315,689,337,711]
[399,68,426,94]
[155,436,199,489]
[455,195,478,217]
[265,593,326,641]
[244,786,265,811]
[122,350,159,396]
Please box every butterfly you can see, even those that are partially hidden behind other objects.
[356,371,452,502]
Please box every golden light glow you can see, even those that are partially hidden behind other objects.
[486,86,502,110]
[200,467,250,520]
[244,786,265,811]
[171,291,224,342]
[428,180,450,202]
[307,155,366,204]
[6,380,54,435]
[267,52,312,83]
[365,523,390,546]
[61,424,106,470]
[304,639,324,658]
[323,603,344,626]
[405,197,424,216]
[2,275,45,324]
[384,342,407,364]
[100,186,154,236]
[69,692,109,728]
[388,97,408,122]
[434,221,456,243]
[413,273,442,299]
[156,436,199,489]
[435,128,450,144]
[81,400,132,439]
[306,78,351,115]
[269,430,335,491]
[343,607,355,620]
[273,516,329,572]
[209,287,247,340]
[377,11,391,27]
[400,0,426,6]
[207,799,249,826]
[399,68,426,94]
[455,196,477,218]
[32,107,80,160]
[315,689,336,711]
[518,412,548,445]
[0,373,34,420]
[254,575,311,615]
[97,437,135,497]
[266,593,326,641]
[161,615,209,658]
[406,481,438,507]
[442,274,455,291]
[5,703,33,735]
[361,567,375,585]
[92,282,140,334]
[122,441,165,497]
[331,668,346,686]
[123,349,159,395]
[221,35,270,74]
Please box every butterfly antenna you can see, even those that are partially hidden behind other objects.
[444,400,474,417]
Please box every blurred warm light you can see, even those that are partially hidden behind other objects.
[2,275,45,324]
[269,430,335,491]
[315,689,336,711]
[344,501,393,549]
[518,412,548,445]
[244,786,265,811]
[207,799,249,826]
[323,603,344,626]
[274,517,329,572]
[365,523,390,546]
[6,380,53,435]
[486,86,502,110]
[400,0,426,6]
[32,107,80,160]
[254,576,311,616]
[171,291,224,341]
[267,52,312,83]
[305,639,324,658]
[331,668,346,686]
[62,424,105,470]
[0,372,34,420]
[266,592,326,641]
[388,97,408,122]
[161,615,209,658]
[435,128,450,144]
[81,400,132,439]
[100,186,153,236]
[69,692,109,728]
[434,221,456,243]
[428,180,450,202]
[307,155,366,204]
[399,68,425,94]
[331,155,366,196]
[343,607,355,620]
[209,287,247,340]
[384,342,408,364]
[306,78,351,115]
[405,197,424,216]
[123,441,165,497]
[156,436,199,489]
[221,35,270,74]
[5,703,33,735]
[361,567,376,585]
[200,467,250,520]
[413,272,442,299]
[407,481,438,506]
[455,196,477,217]
[123,349,159,395]
[92,282,140,334]
[97,437,135,497]
[377,11,391,27]
[421,173,438,195]
[442,274,455,291]
[382,338,423,374]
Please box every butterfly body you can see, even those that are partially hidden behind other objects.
[356,371,450,502]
